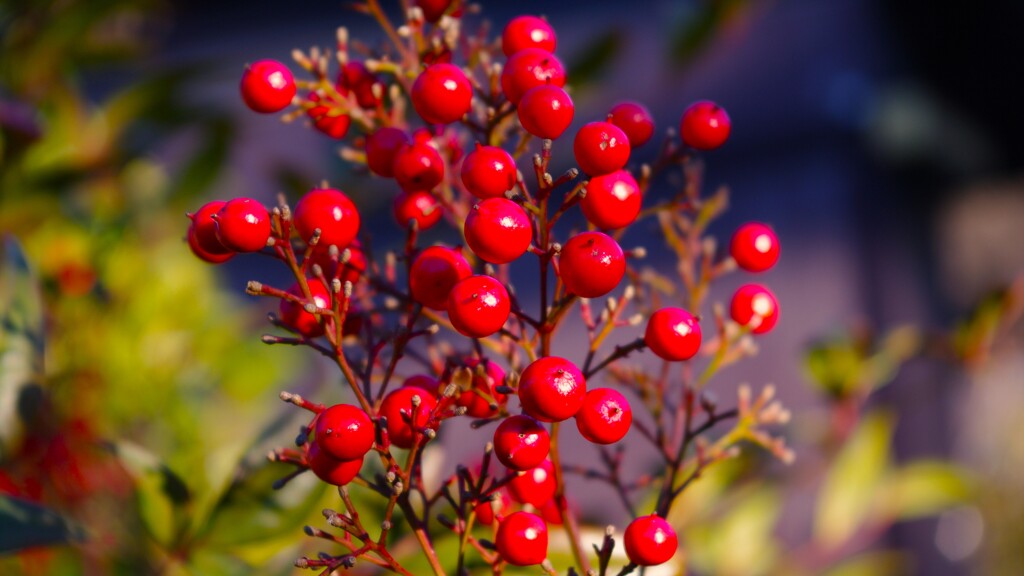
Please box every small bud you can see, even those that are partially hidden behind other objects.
[631,246,647,259]
[246,280,263,295]
[443,383,459,398]
[310,264,323,277]
[343,281,353,298]
[410,394,422,407]
[303,525,315,536]
[423,428,436,439]
[381,520,392,531]
[332,279,342,294]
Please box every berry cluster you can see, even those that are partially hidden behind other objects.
[190,3,790,574]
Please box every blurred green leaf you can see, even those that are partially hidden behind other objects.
[804,325,920,399]
[879,461,972,520]
[566,29,622,88]
[822,551,909,576]
[109,440,191,548]
[0,495,86,552]
[669,0,750,66]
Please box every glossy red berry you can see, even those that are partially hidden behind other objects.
[314,404,374,461]
[214,197,271,252]
[187,226,233,264]
[494,415,550,470]
[609,101,655,147]
[306,443,363,486]
[458,358,507,418]
[187,201,234,263]
[540,497,568,525]
[366,128,411,178]
[559,231,626,298]
[502,15,556,56]
[306,90,351,139]
[680,100,731,150]
[518,356,587,422]
[338,61,381,109]
[575,388,632,444]
[279,280,331,338]
[581,169,641,230]
[624,515,678,566]
[518,85,574,140]
[501,48,566,105]
[409,245,472,311]
[645,307,702,361]
[496,511,548,566]
[730,222,780,273]
[402,374,440,397]
[411,63,473,125]
[380,387,438,449]
[393,191,442,230]
[393,140,445,191]
[293,187,360,249]
[507,460,556,506]
[446,275,511,338]
[240,59,296,113]
[415,0,452,22]
[464,198,532,264]
[730,284,779,334]
[573,121,631,176]
[461,144,517,199]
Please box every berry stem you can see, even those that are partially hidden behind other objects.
[548,421,592,573]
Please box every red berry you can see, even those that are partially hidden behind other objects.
[501,48,566,105]
[214,197,271,252]
[559,231,625,298]
[624,515,678,566]
[573,121,631,176]
[187,226,233,264]
[309,240,366,285]
[279,279,331,338]
[475,489,511,525]
[380,387,438,449]
[496,511,548,566]
[415,0,452,22]
[644,307,702,361]
[338,61,381,109]
[608,101,655,147]
[366,128,411,178]
[575,387,632,444]
[458,358,508,418]
[306,443,363,486]
[306,90,351,139]
[460,144,517,199]
[402,374,440,397]
[540,497,568,525]
[464,198,532,264]
[730,284,779,334]
[517,85,574,140]
[581,169,641,230]
[393,140,445,191]
[507,460,556,506]
[393,190,442,230]
[680,100,731,150]
[412,63,473,125]
[314,404,374,461]
[409,245,472,311]
[294,187,361,249]
[502,15,556,56]
[730,222,780,273]
[240,59,296,113]
[494,415,550,470]
[187,201,234,263]
[518,356,587,422]
[446,275,511,338]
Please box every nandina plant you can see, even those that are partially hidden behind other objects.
[186,2,793,574]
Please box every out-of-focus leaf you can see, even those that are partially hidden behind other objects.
[0,495,86,552]
[822,551,909,576]
[109,440,191,548]
[711,488,779,576]
[669,0,750,65]
[169,118,233,200]
[804,325,919,399]
[566,29,622,88]
[878,461,972,520]
[815,412,893,547]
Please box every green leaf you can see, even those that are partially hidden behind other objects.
[0,495,86,553]
[879,461,972,520]
[822,551,909,576]
[109,440,191,548]
[814,412,893,547]
[566,29,623,88]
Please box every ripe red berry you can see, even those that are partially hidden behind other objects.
[573,121,631,176]
[518,356,587,422]
[501,48,566,105]
[464,198,532,264]
[409,245,472,311]
[366,128,411,178]
[624,515,678,566]
[540,497,568,525]
[415,0,452,22]
[680,100,731,151]
[279,279,331,338]
[338,61,381,109]
[314,404,374,461]
[461,144,517,199]
[380,387,438,449]
[187,201,234,263]
[240,59,296,113]
[306,442,363,486]
[494,415,550,470]
[214,197,271,252]
[306,90,351,139]
[645,307,702,361]
[502,15,556,56]
[411,63,473,125]
[608,101,655,147]
[187,226,234,264]
[458,358,508,418]
[496,511,548,566]
[517,85,574,140]
[559,231,626,298]
[475,489,511,525]
[393,190,442,230]
[293,187,360,249]
[581,169,641,230]
[730,222,780,273]
[393,140,445,191]
[730,284,779,334]
[575,388,632,444]
[402,374,440,397]
[507,460,556,506]
[446,275,511,338]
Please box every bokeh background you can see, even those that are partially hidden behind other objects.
[2,0,1022,574]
